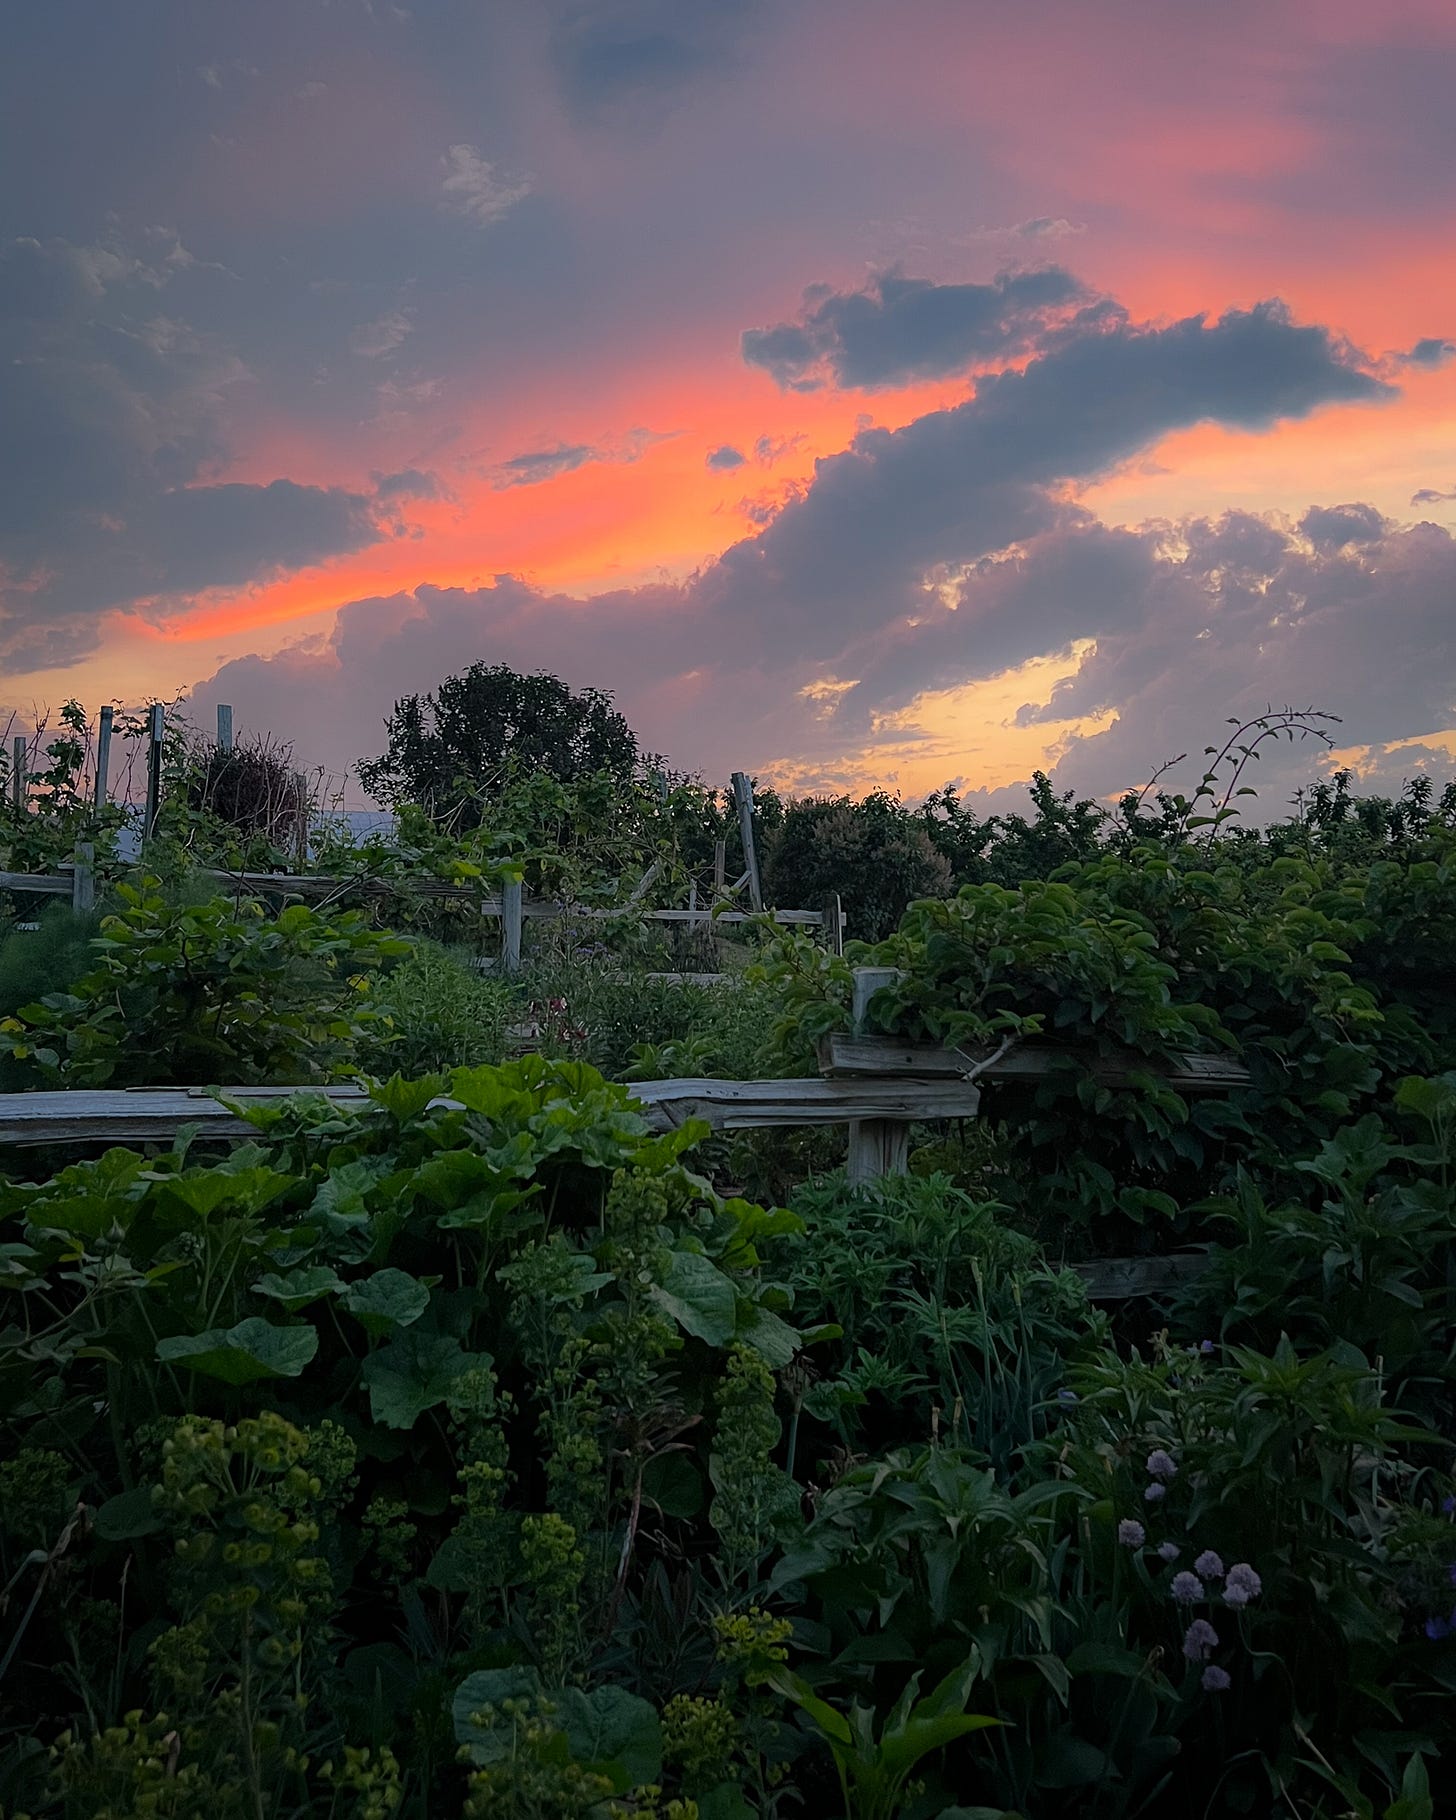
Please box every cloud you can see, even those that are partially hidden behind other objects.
[1404,336,1456,368]
[705,444,746,470]
[372,467,445,501]
[489,427,666,488]
[349,307,413,358]
[1299,502,1387,548]
[1412,483,1456,506]
[183,290,1419,805]
[547,0,766,124]
[753,432,802,466]
[439,144,531,227]
[0,233,391,664]
[970,217,1088,240]
[742,266,1089,390]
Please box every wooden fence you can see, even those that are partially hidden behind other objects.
[0,964,1248,1303]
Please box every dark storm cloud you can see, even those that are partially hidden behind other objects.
[742,267,1089,391]
[1404,337,1456,368]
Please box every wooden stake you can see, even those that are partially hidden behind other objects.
[71,843,95,914]
[293,772,309,872]
[501,877,523,975]
[846,966,910,1187]
[713,839,726,893]
[11,736,25,813]
[217,704,233,753]
[93,706,113,810]
[730,772,763,913]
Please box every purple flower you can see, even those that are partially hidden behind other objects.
[1170,1572,1204,1604]
[1225,1563,1262,1601]
[1194,1551,1226,1580]
[1201,1664,1231,1692]
[1442,1495,1455,1517]
[1199,1339,1216,1355]
[1056,1389,1078,1405]
[1144,1482,1167,1503]
[1182,1619,1220,1661]
[1157,1542,1182,1562]
[1424,1614,1451,1641]
[1223,1582,1250,1608]
[1146,1448,1178,1480]
[1118,1520,1146,1548]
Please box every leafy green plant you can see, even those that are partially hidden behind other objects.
[0,879,408,1086]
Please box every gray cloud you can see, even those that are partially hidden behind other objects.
[547,0,766,124]
[1412,483,1456,506]
[185,295,1429,807]
[490,427,666,488]
[0,233,390,664]
[1404,337,1455,368]
[705,444,746,470]
[372,467,446,501]
[742,266,1089,391]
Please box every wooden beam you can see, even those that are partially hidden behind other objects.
[1071,1254,1208,1301]
[93,706,113,809]
[730,772,763,913]
[216,704,233,753]
[0,872,71,895]
[818,1031,1250,1093]
[847,967,914,1184]
[500,878,523,975]
[0,1075,982,1148]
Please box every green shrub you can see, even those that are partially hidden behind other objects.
[358,944,514,1077]
[0,879,407,1087]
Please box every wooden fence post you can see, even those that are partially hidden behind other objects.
[142,704,165,845]
[713,839,726,894]
[501,878,523,975]
[11,736,25,813]
[217,704,233,753]
[93,706,113,810]
[730,772,763,912]
[846,966,909,1188]
[293,772,309,872]
[71,843,95,914]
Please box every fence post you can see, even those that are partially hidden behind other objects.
[11,736,25,813]
[501,877,523,975]
[293,772,309,872]
[217,704,233,753]
[846,965,909,1187]
[93,706,113,810]
[730,772,763,912]
[71,842,95,914]
[143,704,165,845]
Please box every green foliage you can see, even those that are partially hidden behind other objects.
[0,1060,809,1816]
[0,879,407,1087]
[358,664,640,828]
[763,792,951,943]
[357,944,514,1078]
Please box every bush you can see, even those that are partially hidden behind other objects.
[763,793,951,941]
[0,879,406,1087]
[356,943,514,1078]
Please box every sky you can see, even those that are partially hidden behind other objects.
[2,0,1454,813]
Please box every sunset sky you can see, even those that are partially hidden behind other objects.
[3,0,1454,810]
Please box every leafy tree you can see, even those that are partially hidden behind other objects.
[359,664,640,826]
[763,791,950,940]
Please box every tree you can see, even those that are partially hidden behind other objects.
[763,791,951,941]
[358,665,640,825]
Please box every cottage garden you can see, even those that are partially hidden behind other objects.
[0,689,1454,1819]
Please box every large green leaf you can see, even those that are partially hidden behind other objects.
[361,1330,489,1429]
[339,1268,431,1336]
[453,1668,542,1763]
[649,1251,736,1347]
[252,1265,343,1311]
[152,1166,295,1221]
[736,1300,801,1367]
[554,1685,662,1792]
[156,1317,318,1385]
